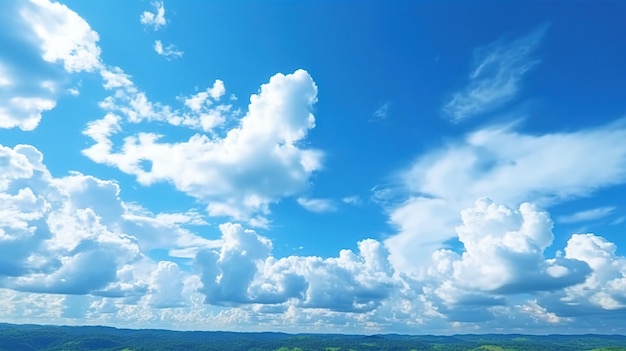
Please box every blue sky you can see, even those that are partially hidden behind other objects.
[0,0,626,335]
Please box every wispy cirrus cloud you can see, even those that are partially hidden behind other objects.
[371,102,391,122]
[154,40,183,60]
[557,206,616,224]
[297,197,337,213]
[442,26,547,122]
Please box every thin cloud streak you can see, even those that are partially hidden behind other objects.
[557,206,616,224]
[442,26,547,122]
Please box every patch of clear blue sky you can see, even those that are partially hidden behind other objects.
[5,0,625,258]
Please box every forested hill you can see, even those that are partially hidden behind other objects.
[0,323,625,351]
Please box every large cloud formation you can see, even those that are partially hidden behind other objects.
[1,142,626,333]
[196,223,395,313]
[83,68,322,225]
[385,121,626,274]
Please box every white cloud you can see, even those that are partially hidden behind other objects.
[21,0,102,73]
[342,195,361,205]
[557,206,616,224]
[0,143,218,301]
[426,199,589,313]
[371,102,390,121]
[146,261,185,308]
[100,67,134,90]
[0,0,103,131]
[196,223,395,312]
[183,80,226,111]
[67,87,79,96]
[84,69,322,224]
[562,234,626,310]
[154,40,183,60]
[442,26,546,122]
[385,120,626,274]
[0,168,625,333]
[297,197,337,213]
[0,63,13,87]
[0,97,56,131]
[140,1,167,31]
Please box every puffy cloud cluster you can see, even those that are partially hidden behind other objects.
[84,68,323,224]
[10,0,322,223]
[196,223,395,313]
[1,148,626,333]
[21,0,102,73]
[4,0,626,335]
[0,143,219,303]
[140,1,167,31]
[562,234,626,311]
[0,0,102,131]
[385,121,626,274]
[421,200,591,323]
[0,144,136,295]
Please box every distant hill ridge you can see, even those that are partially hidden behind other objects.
[0,322,625,351]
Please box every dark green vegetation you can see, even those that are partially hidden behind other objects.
[0,323,625,351]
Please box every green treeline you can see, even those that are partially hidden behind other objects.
[0,323,624,351]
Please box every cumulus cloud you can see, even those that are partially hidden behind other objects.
[0,97,56,131]
[1,164,626,333]
[385,120,626,274]
[562,234,626,310]
[0,144,136,294]
[196,223,395,313]
[442,26,546,122]
[0,0,102,130]
[21,0,102,73]
[154,40,183,60]
[425,200,589,316]
[83,69,323,224]
[140,1,167,31]
[146,261,185,308]
[183,80,226,111]
[0,143,218,301]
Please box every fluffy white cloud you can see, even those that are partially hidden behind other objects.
[140,1,167,31]
[154,40,183,60]
[146,261,185,308]
[425,200,589,318]
[196,223,395,313]
[0,0,102,131]
[1,171,625,333]
[84,69,323,224]
[0,143,218,301]
[562,234,626,310]
[385,120,626,274]
[183,80,226,111]
[0,97,56,131]
[21,0,102,73]
[442,26,545,122]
